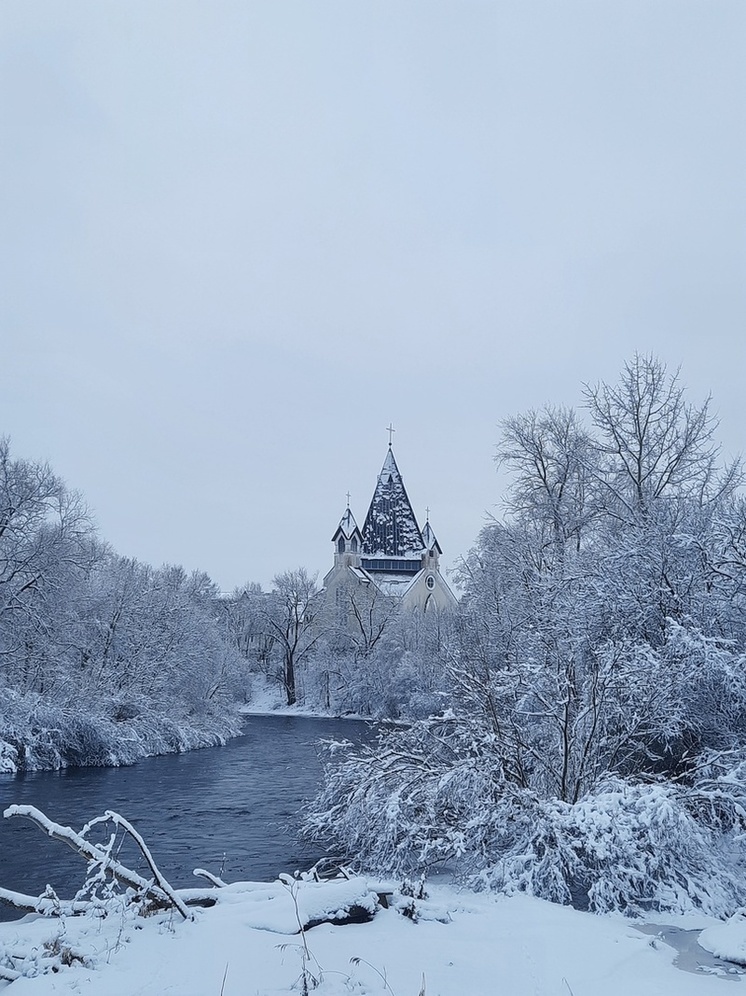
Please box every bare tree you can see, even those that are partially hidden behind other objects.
[497,406,597,565]
[584,354,739,522]
[0,437,94,624]
[224,582,274,663]
[268,568,321,706]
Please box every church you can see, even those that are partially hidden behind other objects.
[321,441,458,616]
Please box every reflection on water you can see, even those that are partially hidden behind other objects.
[0,714,373,921]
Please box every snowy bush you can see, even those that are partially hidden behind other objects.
[305,726,746,917]
[0,738,18,773]
[471,779,746,916]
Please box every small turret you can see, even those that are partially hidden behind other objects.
[331,507,363,568]
[421,518,442,570]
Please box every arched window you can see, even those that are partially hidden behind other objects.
[351,537,358,553]
[425,574,435,591]
[337,536,346,554]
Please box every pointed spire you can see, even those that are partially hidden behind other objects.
[361,447,424,558]
[332,506,361,541]
[422,519,442,555]
[381,446,398,478]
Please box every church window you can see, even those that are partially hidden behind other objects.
[351,537,358,552]
[337,536,346,554]
[426,574,435,590]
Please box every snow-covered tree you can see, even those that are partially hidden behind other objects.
[0,438,244,771]
[266,568,321,706]
[584,354,740,524]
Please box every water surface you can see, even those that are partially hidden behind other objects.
[0,714,371,920]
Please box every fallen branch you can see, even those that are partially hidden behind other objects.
[0,886,94,917]
[82,811,191,920]
[3,805,191,920]
[193,868,228,888]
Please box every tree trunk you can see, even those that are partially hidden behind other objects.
[284,652,296,705]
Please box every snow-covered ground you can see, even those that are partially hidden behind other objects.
[1,878,743,995]
[238,676,396,722]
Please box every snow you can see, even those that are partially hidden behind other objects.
[369,572,419,597]
[334,508,361,540]
[1,880,741,995]
[700,910,746,965]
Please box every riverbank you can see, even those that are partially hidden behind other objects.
[239,675,407,725]
[0,879,739,994]
[239,676,390,723]
[0,690,244,774]
[0,675,387,775]
[240,703,391,723]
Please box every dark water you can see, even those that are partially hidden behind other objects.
[0,714,372,921]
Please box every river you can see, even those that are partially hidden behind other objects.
[0,714,373,922]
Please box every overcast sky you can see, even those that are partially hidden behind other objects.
[1,1,744,592]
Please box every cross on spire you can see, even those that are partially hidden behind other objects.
[387,422,396,447]
[425,506,431,522]
[346,491,351,507]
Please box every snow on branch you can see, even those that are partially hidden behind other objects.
[193,868,228,888]
[2,804,191,920]
[81,810,191,919]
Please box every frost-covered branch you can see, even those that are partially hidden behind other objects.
[81,810,192,919]
[2,805,191,919]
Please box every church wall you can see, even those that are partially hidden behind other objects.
[317,563,398,651]
[400,569,458,613]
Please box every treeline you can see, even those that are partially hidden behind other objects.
[0,439,244,772]
[224,568,452,720]
[305,356,746,917]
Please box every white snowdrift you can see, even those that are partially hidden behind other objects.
[699,908,746,965]
[0,881,739,995]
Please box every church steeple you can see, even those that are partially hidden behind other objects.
[361,446,424,559]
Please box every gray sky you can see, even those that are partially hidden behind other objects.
[1,1,744,592]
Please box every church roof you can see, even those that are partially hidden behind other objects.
[361,447,424,558]
[422,520,442,555]
[332,507,361,541]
